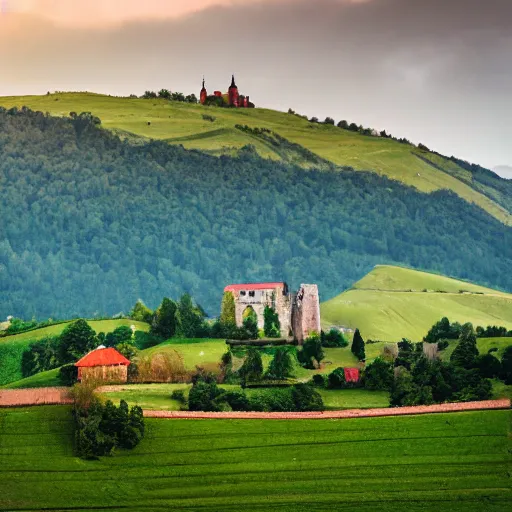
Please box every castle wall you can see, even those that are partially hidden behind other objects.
[292,284,321,344]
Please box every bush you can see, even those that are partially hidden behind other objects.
[500,346,512,384]
[298,334,324,369]
[437,339,449,351]
[248,388,295,412]
[59,364,78,386]
[224,391,250,411]
[170,389,186,404]
[239,347,263,385]
[188,380,223,411]
[327,367,346,389]
[265,347,293,380]
[475,353,501,379]
[362,357,393,391]
[311,374,326,387]
[291,384,324,412]
[321,329,348,348]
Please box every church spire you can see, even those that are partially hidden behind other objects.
[230,74,236,88]
[201,76,206,90]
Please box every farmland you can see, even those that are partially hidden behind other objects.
[0,92,510,225]
[0,406,510,511]
[321,265,512,341]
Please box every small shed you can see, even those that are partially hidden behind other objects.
[75,347,130,383]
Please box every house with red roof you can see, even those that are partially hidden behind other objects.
[75,346,130,383]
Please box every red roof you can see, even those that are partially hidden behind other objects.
[224,282,286,292]
[344,368,360,383]
[75,347,130,368]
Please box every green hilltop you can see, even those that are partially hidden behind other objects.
[1,92,510,225]
[321,265,512,341]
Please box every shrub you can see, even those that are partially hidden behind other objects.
[59,364,78,386]
[311,374,326,387]
[327,367,346,389]
[248,388,295,412]
[265,347,293,380]
[170,389,186,404]
[264,306,281,338]
[475,353,501,379]
[224,390,250,411]
[362,357,393,391]
[501,346,512,384]
[291,384,324,412]
[188,380,223,411]
[239,347,263,384]
[321,329,348,348]
[437,340,449,351]
[298,334,324,369]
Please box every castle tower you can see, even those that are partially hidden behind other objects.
[228,74,239,107]
[200,78,208,105]
[291,284,321,344]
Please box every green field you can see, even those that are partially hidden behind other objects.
[0,319,150,386]
[321,265,512,341]
[1,92,510,225]
[0,406,510,511]
[98,383,389,411]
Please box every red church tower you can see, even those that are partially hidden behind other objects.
[228,75,239,107]
[200,78,207,105]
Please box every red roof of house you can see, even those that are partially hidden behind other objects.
[75,347,130,368]
[224,282,286,292]
[344,368,360,383]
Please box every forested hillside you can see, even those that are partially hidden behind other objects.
[1,108,511,319]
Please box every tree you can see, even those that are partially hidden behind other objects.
[309,117,319,123]
[60,319,98,363]
[220,292,236,326]
[450,323,478,369]
[363,357,394,390]
[475,353,501,378]
[265,347,293,380]
[291,384,324,412]
[105,326,133,347]
[324,117,335,125]
[158,89,171,99]
[500,346,512,384]
[264,306,281,338]
[151,297,177,339]
[298,334,324,369]
[130,300,153,323]
[327,367,346,389]
[321,329,348,348]
[239,347,263,384]
[243,316,259,339]
[176,293,205,338]
[115,342,138,361]
[348,122,359,132]
[188,380,223,411]
[351,328,366,361]
[337,120,349,129]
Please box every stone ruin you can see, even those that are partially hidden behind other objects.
[223,282,321,344]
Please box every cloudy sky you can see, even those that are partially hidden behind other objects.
[1,0,511,174]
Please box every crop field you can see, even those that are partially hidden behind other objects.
[1,92,509,225]
[321,266,512,341]
[0,319,150,386]
[0,406,510,511]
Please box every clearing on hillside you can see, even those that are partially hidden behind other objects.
[321,265,512,341]
[1,92,510,225]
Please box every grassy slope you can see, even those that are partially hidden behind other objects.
[0,319,149,386]
[1,92,510,225]
[321,265,512,341]
[0,406,510,512]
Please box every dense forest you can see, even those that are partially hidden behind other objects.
[1,108,511,319]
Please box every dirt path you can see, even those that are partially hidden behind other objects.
[144,399,510,420]
[0,387,72,407]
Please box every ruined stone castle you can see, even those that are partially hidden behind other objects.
[223,282,321,343]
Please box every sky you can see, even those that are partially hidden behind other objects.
[1,0,511,174]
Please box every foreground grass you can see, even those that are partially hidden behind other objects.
[0,319,150,386]
[0,406,510,511]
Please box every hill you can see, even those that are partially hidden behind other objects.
[321,266,512,341]
[1,108,512,320]
[0,406,510,511]
[0,92,511,225]
[0,319,149,386]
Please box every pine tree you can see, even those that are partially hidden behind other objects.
[450,323,479,369]
[220,292,236,326]
[351,328,366,361]
[266,347,293,380]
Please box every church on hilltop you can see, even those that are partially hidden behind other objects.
[200,76,255,108]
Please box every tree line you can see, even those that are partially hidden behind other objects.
[1,107,511,320]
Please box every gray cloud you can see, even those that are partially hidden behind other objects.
[1,0,511,171]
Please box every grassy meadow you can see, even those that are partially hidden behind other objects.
[321,265,512,341]
[1,92,510,225]
[0,406,510,511]
[0,319,150,386]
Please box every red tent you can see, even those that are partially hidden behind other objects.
[344,368,360,383]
